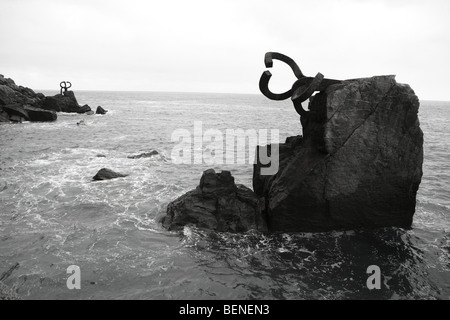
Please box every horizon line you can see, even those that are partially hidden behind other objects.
[35,88,262,96]
[33,89,450,102]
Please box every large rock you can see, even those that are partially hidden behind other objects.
[0,75,43,107]
[162,169,267,233]
[0,85,16,105]
[78,104,92,114]
[92,168,128,181]
[42,91,80,113]
[42,91,90,114]
[1,104,57,122]
[2,104,29,120]
[24,106,57,122]
[96,106,108,115]
[253,75,423,232]
[0,108,10,122]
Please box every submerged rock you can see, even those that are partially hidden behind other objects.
[162,169,267,233]
[92,168,128,181]
[127,150,159,159]
[254,75,424,232]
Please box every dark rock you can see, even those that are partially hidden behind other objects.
[0,85,16,105]
[19,86,36,98]
[128,150,159,159]
[42,92,78,113]
[2,104,29,120]
[86,111,94,115]
[0,75,19,91]
[0,108,10,123]
[162,169,267,233]
[77,104,91,114]
[0,76,40,107]
[92,168,128,181]
[253,75,423,232]
[96,106,108,115]
[24,106,57,122]
[9,115,24,123]
[62,90,79,104]
[41,90,88,113]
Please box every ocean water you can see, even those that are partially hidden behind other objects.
[0,91,449,300]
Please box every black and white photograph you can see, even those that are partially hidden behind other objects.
[1,0,449,304]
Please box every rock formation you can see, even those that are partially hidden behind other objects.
[96,106,108,115]
[0,74,56,123]
[92,168,128,181]
[0,74,100,122]
[162,169,267,233]
[42,91,92,114]
[24,106,58,122]
[253,75,424,232]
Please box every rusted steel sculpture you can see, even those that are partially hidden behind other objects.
[259,52,341,116]
[60,81,72,95]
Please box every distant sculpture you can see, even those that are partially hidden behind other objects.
[60,81,72,95]
[259,52,342,116]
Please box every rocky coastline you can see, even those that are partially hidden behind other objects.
[0,74,107,123]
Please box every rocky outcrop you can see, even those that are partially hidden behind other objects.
[162,169,267,233]
[96,106,108,115]
[2,104,29,120]
[24,106,57,122]
[0,74,104,122]
[92,168,128,181]
[0,75,42,107]
[42,91,91,114]
[0,103,57,123]
[0,74,56,123]
[254,75,423,232]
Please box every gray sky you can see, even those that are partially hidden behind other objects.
[1,0,449,100]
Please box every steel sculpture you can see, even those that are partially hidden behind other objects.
[60,81,72,95]
[259,52,342,116]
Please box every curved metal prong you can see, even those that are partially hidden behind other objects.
[291,72,324,104]
[259,70,293,101]
[264,52,304,79]
[66,81,72,89]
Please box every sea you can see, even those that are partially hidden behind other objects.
[0,91,449,300]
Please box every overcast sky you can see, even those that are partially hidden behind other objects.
[1,0,449,100]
